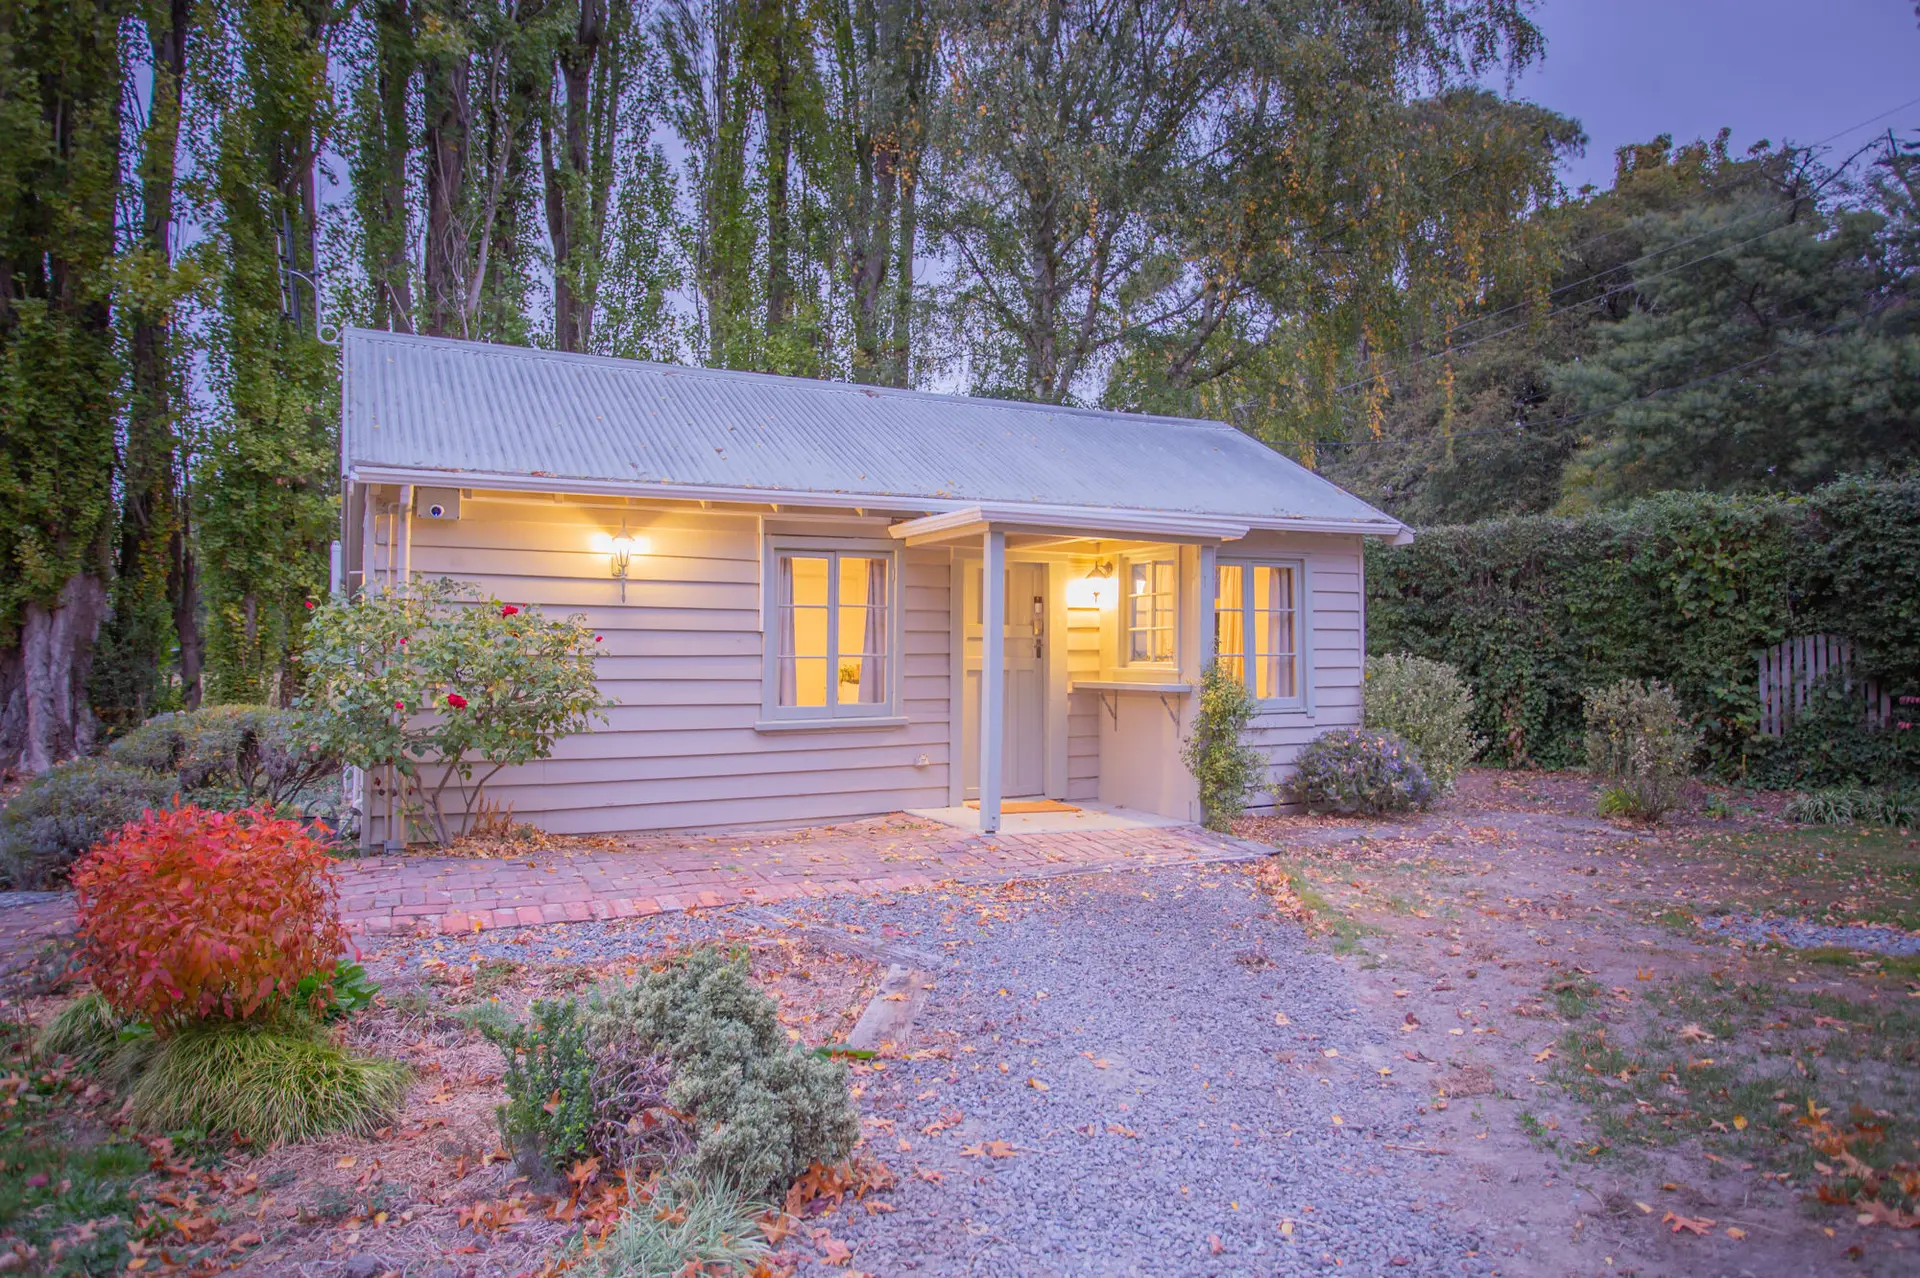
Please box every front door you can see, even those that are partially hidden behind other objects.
[962,560,1047,799]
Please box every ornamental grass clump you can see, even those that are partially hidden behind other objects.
[1290,728,1436,816]
[1583,678,1696,823]
[571,1173,771,1278]
[128,1018,407,1146]
[1363,654,1484,793]
[1782,786,1916,828]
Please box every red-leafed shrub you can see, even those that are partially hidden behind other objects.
[72,806,347,1032]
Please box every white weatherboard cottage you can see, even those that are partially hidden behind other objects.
[337,329,1411,844]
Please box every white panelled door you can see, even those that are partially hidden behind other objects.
[962,560,1047,799]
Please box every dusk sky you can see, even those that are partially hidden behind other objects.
[1508,0,1920,192]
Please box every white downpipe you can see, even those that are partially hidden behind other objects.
[385,486,414,853]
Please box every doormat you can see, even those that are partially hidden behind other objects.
[963,799,1079,814]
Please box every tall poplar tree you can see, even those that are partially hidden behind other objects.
[193,0,339,704]
[0,0,123,770]
[94,0,202,724]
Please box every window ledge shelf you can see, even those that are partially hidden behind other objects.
[1070,680,1194,695]
[753,715,911,734]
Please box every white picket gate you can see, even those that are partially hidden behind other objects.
[1755,634,1890,736]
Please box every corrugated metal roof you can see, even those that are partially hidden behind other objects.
[341,328,1403,533]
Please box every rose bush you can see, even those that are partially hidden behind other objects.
[296,579,608,845]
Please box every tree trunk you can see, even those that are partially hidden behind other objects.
[10,576,108,773]
[541,0,606,352]
[760,0,794,333]
[99,0,192,729]
[373,0,416,331]
[423,43,472,337]
[171,506,202,709]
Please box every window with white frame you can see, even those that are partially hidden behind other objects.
[1125,557,1177,664]
[1214,561,1302,703]
[767,546,895,718]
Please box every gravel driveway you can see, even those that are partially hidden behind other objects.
[783,864,1493,1277]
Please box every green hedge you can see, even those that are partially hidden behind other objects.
[1364,476,1920,784]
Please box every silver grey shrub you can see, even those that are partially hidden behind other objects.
[590,948,860,1196]
[1582,679,1696,822]
[1363,654,1485,793]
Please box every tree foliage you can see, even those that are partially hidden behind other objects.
[1325,132,1919,521]
[0,0,1912,776]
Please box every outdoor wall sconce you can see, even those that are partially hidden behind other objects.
[591,520,647,601]
[1066,556,1115,610]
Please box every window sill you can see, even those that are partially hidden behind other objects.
[753,715,911,734]
[1251,702,1311,717]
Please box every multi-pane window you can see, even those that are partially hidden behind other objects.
[773,550,892,716]
[1214,562,1300,702]
[1126,558,1177,663]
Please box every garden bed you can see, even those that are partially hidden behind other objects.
[5,911,887,1277]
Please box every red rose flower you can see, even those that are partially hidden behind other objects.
[446,693,468,709]
[594,635,603,643]
[303,600,315,609]
[393,700,405,711]
[501,605,520,617]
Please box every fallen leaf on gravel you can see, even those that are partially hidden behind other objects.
[1106,1123,1137,1138]
[334,1157,356,1170]
[812,1230,854,1265]
[1027,1078,1049,1091]
[1726,1227,1747,1240]
[1209,1235,1223,1255]
[1274,1012,1290,1025]
[958,1141,1018,1159]
[1330,1114,1343,1126]
[914,1167,942,1184]
[1732,1115,1747,1131]
[1532,1047,1553,1063]
[1322,1049,1339,1058]
[1678,1023,1715,1043]
[1662,1212,1714,1236]
[1279,1220,1294,1237]
[1635,1202,1652,1214]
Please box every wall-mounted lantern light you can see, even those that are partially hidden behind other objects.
[591,520,647,601]
[1065,555,1115,611]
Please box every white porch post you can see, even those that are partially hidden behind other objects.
[978,527,1005,834]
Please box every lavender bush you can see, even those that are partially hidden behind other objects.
[1289,729,1436,816]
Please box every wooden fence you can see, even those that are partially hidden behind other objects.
[1756,634,1891,736]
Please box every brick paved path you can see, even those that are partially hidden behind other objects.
[1,817,1258,966]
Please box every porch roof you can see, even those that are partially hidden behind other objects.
[341,328,1411,542]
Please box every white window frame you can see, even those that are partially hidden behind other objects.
[760,537,902,725]
[1213,557,1309,710]
[1122,554,1179,668]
